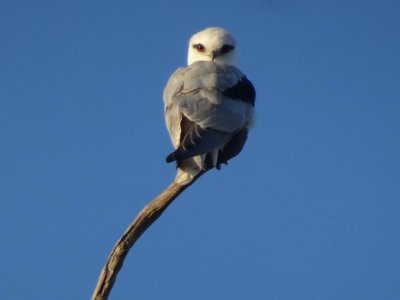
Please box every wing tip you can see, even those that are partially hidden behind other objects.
[166,153,176,163]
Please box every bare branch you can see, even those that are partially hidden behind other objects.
[92,172,204,300]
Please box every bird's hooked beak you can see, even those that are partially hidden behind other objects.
[211,50,219,61]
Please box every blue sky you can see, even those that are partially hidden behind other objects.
[1,0,399,299]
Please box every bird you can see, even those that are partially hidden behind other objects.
[163,27,255,185]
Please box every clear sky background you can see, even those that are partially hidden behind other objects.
[1,1,399,299]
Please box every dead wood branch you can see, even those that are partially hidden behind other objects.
[92,172,204,300]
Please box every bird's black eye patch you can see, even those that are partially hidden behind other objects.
[193,44,206,52]
[220,44,235,54]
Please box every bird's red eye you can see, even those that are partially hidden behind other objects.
[193,44,206,52]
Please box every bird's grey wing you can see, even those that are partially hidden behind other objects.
[165,115,231,163]
[163,67,186,148]
[174,61,255,132]
[163,61,255,163]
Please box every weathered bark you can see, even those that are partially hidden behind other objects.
[92,173,204,300]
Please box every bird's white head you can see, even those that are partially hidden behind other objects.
[187,27,236,66]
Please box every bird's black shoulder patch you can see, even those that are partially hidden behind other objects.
[222,77,255,106]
